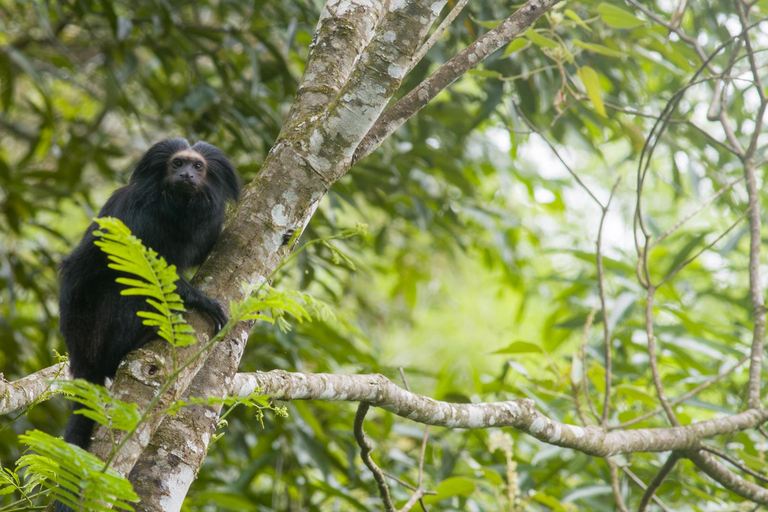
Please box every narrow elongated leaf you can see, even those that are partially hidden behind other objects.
[578,65,607,117]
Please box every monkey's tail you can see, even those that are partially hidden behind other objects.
[63,404,95,450]
[55,405,95,511]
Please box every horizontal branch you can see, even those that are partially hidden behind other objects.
[7,365,768,458]
[0,362,68,415]
[232,370,768,457]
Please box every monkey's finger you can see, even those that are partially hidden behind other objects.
[208,299,229,332]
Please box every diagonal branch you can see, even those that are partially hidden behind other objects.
[352,0,561,164]
[232,370,768,457]
[637,452,680,512]
[688,450,768,505]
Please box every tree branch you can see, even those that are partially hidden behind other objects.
[352,0,560,163]
[637,452,680,512]
[125,1,449,506]
[688,450,768,505]
[232,370,768,457]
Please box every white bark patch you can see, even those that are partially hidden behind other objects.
[550,424,562,443]
[568,425,586,438]
[390,0,407,9]
[430,1,443,15]
[382,30,396,43]
[388,63,406,79]
[240,275,267,296]
[158,465,195,511]
[467,407,483,428]
[302,199,322,229]
[319,383,338,400]
[355,83,388,105]
[333,0,357,16]
[324,103,375,146]
[139,428,151,446]
[271,204,289,227]
[306,153,332,173]
[309,130,325,156]
[186,437,200,455]
[530,416,547,434]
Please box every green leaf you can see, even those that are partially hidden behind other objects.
[563,485,613,502]
[58,380,141,432]
[532,492,565,510]
[525,28,559,49]
[470,15,504,29]
[93,217,195,349]
[468,69,503,79]
[598,4,644,29]
[423,477,476,504]
[493,341,541,354]
[578,66,607,117]
[503,38,528,56]
[573,40,624,58]
[19,430,138,511]
[482,468,503,486]
[565,9,592,32]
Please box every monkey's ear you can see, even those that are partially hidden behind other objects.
[219,162,242,203]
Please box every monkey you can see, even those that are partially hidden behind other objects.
[57,138,241,456]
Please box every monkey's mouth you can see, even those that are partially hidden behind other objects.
[168,179,202,194]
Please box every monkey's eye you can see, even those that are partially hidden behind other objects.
[194,162,203,170]
[172,159,183,169]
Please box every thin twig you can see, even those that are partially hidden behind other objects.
[638,452,680,512]
[355,403,395,512]
[702,445,768,484]
[605,458,630,512]
[612,353,751,429]
[598,179,621,427]
[659,210,749,286]
[409,0,470,72]
[513,102,603,208]
[626,0,711,69]
[633,24,757,281]
[645,287,679,426]
[622,466,673,512]
[398,367,432,512]
[648,176,744,250]
[580,308,601,422]
[415,426,431,512]
[735,0,768,410]
[382,471,437,496]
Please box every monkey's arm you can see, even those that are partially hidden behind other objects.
[176,278,228,331]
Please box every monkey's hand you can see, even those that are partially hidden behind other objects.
[176,278,229,332]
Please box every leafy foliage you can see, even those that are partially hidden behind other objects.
[18,430,138,511]
[57,380,141,434]
[93,216,196,348]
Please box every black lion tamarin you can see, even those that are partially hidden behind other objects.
[58,138,241,453]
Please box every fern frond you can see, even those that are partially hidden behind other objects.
[57,380,141,432]
[19,430,138,511]
[92,217,194,348]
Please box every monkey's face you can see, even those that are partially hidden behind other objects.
[165,150,208,194]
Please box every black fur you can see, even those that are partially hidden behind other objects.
[58,138,240,455]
